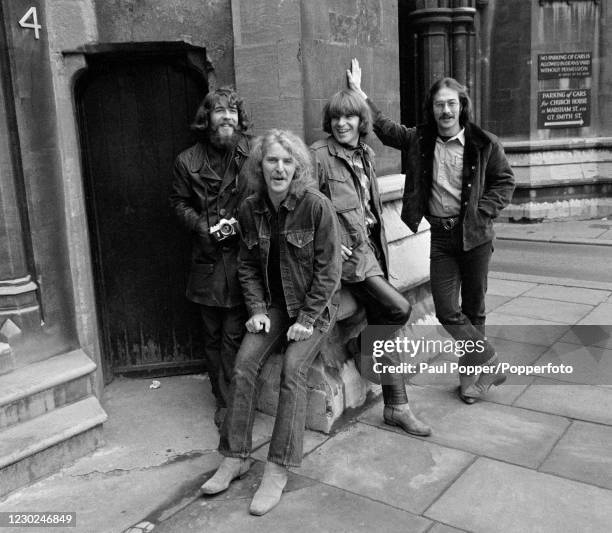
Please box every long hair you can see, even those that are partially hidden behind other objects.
[245,129,314,197]
[424,77,472,128]
[322,90,372,136]
[190,87,251,135]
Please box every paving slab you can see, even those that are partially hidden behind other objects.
[0,375,276,533]
[523,284,610,305]
[578,302,612,325]
[533,342,612,386]
[295,423,474,515]
[514,378,612,425]
[485,293,511,313]
[360,387,569,468]
[0,443,221,533]
[155,470,431,532]
[559,324,612,350]
[410,337,542,404]
[428,523,468,533]
[540,420,612,490]
[251,428,329,463]
[425,457,612,533]
[485,320,570,347]
[493,297,593,324]
[68,376,274,475]
[486,278,536,297]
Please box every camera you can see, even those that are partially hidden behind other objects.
[209,217,238,242]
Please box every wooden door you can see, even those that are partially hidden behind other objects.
[76,49,208,381]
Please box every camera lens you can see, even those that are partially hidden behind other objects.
[220,223,232,235]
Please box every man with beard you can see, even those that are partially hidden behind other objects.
[346,59,515,403]
[171,87,252,426]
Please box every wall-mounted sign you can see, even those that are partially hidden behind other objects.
[538,89,590,128]
[538,52,591,79]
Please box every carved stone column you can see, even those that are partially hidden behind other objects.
[0,11,41,349]
[401,0,478,123]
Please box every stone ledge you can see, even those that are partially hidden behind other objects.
[0,349,96,408]
[257,282,434,433]
[502,197,612,222]
[0,396,107,470]
[0,343,14,376]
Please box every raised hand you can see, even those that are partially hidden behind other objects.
[347,58,367,99]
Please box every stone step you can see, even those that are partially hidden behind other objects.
[0,349,96,430]
[0,395,107,497]
[0,343,15,375]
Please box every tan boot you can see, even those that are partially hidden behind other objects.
[383,404,431,436]
[200,457,252,495]
[463,364,507,400]
[249,461,288,516]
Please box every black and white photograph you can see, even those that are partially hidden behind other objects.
[0,1,611,532]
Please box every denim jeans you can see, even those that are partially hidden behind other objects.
[429,225,496,366]
[200,304,247,408]
[347,274,412,405]
[219,305,329,467]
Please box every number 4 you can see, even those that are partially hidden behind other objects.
[19,7,42,40]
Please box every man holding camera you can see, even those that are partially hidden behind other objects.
[171,87,252,426]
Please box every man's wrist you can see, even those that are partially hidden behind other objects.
[297,311,315,329]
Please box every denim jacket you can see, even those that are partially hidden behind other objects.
[367,99,515,251]
[237,187,341,332]
[310,136,390,282]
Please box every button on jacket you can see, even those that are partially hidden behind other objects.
[367,99,515,251]
[311,136,390,282]
[170,135,252,307]
[238,187,341,332]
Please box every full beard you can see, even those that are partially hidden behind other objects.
[208,124,240,150]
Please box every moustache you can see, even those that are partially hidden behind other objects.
[441,114,454,120]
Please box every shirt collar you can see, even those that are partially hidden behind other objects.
[437,128,465,146]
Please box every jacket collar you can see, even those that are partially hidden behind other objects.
[325,135,374,160]
[252,188,303,215]
[418,121,490,151]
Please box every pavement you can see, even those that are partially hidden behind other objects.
[1,217,612,533]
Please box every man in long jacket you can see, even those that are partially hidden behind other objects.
[170,87,252,425]
[347,59,515,403]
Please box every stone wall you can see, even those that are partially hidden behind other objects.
[232,0,402,175]
[486,0,531,139]
[95,0,235,86]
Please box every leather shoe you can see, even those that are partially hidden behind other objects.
[249,462,288,516]
[200,457,252,495]
[383,405,431,436]
[458,386,477,404]
[462,368,507,400]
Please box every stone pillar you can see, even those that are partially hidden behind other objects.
[0,8,41,348]
[450,1,477,96]
[401,0,477,122]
